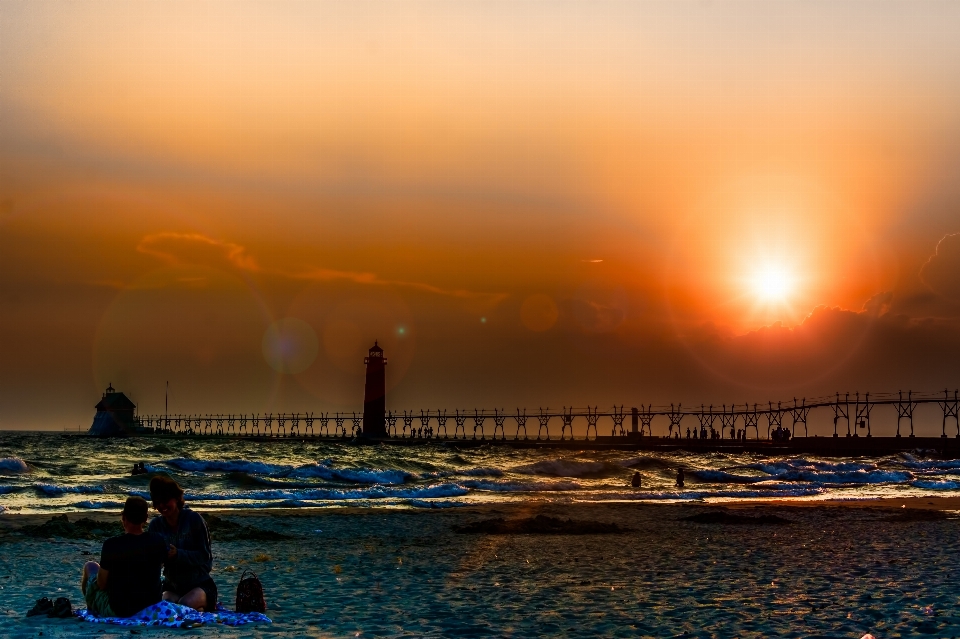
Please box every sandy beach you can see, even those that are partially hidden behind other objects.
[2,499,958,638]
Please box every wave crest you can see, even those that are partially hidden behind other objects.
[0,457,29,473]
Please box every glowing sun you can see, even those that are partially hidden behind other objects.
[751,264,795,302]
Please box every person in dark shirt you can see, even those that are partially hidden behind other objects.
[147,476,217,612]
[80,496,167,617]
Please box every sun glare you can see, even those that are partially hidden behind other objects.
[752,265,794,303]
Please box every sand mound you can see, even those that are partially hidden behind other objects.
[203,514,294,541]
[19,514,120,539]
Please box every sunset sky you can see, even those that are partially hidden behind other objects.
[1,0,959,433]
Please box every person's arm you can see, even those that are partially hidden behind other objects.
[171,513,212,572]
[96,567,109,590]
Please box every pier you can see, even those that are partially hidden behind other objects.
[130,389,960,456]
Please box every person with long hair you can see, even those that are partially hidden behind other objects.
[147,476,217,612]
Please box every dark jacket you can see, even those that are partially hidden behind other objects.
[147,506,213,592]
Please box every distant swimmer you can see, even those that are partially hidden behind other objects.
[631,472,642,488]
[675,468,685,488]
[131,462,148,476]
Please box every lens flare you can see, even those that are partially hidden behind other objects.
[262,317,319,374]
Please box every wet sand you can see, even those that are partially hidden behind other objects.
[2,500,958,638]
[724,495,960,511]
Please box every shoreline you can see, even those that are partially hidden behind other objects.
[4,495,959,530]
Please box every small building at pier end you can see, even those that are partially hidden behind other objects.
[362,342,388,437]
[88,384,139,436]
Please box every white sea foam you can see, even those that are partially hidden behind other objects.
[184,482,470,503]
[911,479,960,490]
[34,483,105,496]
[589,486,823,501]
[165,458,290,475]
[165,457,411,484]
[74,500,125,509]
[766,469,912,484]
[283,462,411,485]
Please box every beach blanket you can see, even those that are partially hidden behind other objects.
[75,600,271,627]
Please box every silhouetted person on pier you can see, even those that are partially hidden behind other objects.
[675,468,685,488]
[631,472,642,488]
[686,427,691,439]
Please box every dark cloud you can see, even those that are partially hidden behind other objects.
[862,291,893,317]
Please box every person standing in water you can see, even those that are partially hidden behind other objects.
[631,472,642,488]
[676,468,685,488]
[148,476,217,612]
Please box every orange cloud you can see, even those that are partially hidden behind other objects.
[137,232,260,272]
[137,232,506,304]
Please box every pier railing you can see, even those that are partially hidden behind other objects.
[135,389,960,441]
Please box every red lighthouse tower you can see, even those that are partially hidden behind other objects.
[362,341,388,437]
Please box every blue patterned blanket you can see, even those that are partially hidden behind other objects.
[75,600,271,627]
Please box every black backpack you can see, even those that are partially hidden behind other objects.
[235,570,266,613]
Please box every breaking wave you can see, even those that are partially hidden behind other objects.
[74,500,125,509]
[164,457,411,485]
[0,457,29,473]
[181,482,470,503]
[34,483,105,496]
[911,480,960,490]
[512,458,621,478]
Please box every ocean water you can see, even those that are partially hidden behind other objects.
[2,431,959,513]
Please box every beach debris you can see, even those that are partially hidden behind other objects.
[681,511,792,525]
[452,514,630,535]
[19,515,120,539]
[202,515,293,541]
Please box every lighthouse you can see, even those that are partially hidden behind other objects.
[362,341,387,437]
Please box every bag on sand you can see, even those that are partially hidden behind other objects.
[235,570,266,613]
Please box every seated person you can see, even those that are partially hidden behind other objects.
[148,476,217,612]
[81,496,167,617]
